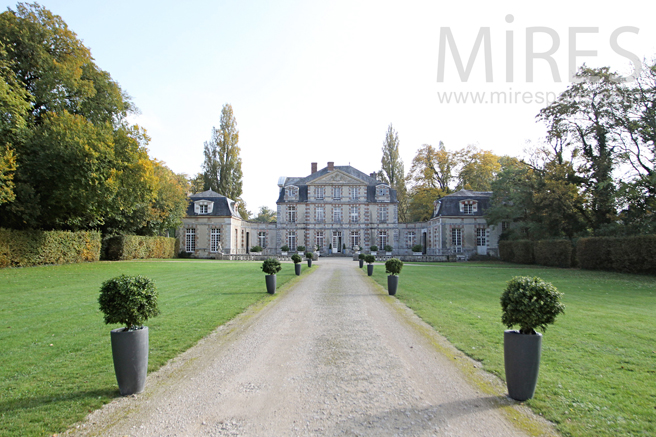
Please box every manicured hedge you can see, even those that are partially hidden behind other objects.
[499,240,534,264]
[103,235,176,261]
[577,236,656,274]
[0,228,101,268]
[534,239,573,268]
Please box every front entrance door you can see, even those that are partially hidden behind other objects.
[332,231,342,253]
[476,228,487,255]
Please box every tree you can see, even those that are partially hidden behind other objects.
[202,104,243,201]
[408,142,456,191]
[379,124,408,222]
[456,145,501,191]
[538,66,625,233]
[407,186,445,222]
[252,206,277,223]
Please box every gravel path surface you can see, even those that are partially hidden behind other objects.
[68,258,556,437]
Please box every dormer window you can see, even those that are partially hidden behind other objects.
[285,186,298,199]
[460,200,478,214]
[194,200,214,215]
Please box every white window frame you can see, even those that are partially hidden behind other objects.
[210,228,220,252]
[185,228,196,252]
[350,186,358,199]
[379,230,388,249]
[333,186,342,199]
[451,228,462,252]
[333,207,342,223]
[350,205,358,223]
[476,228,487,246]
[199,204,208,214]
[316,206,325,222]
[316,231,324,249]
[380,207,388,223]
[287,205,296,223]
[258,231,266,248]
[288,233,296,251]
[407,231,416,248]
[316,186,324,199]
[350,231,359,249]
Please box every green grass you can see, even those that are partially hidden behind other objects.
[370,262,656,437]
[0,259,306,437]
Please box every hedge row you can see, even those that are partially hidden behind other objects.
[0,228,101,268]
[577,236,656,274]
[498,240,536,265]
[499,239,573,268]
[103,235,176,261]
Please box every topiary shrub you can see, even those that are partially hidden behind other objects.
[250,245,263,252]
[297,245,306,252]
[291,254,302,264]
[385,258,403,275]
[384,245,393,252]
[370,245,378,252]
[281,245,290,252]
[358,253,366,260]
[261,257,282,275]
[412,244,422,253]
[364,254,376,264]
[98,275,160,331]
[305,251,313,259]
[500,276,565,335]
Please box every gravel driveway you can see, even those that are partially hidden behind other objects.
[68,258,557,437]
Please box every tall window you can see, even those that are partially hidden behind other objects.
[379,231,388,249]
[333,186,342,199]
[350,231,359,248]
[476,228,487,246]
[287,205,296,223]
[210,228,220,252]
[316,206,325,222]
[316,231,324,249]
[316,186,324,199]
[258,231,266,248]
[350,186,358,199]
[451,228,462,252]
[288,233,296,251]
[350,205,358,223]
[380,207,388,223]
[333,206,342,223]
[185,228,195,252]
[407,231,416,248]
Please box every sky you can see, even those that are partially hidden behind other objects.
[4,1,655,212]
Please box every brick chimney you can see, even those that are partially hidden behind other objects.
[327,162,334,171]
[311,162,317,174]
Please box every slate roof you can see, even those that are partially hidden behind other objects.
[432,190,492,218]
[186,190,240,217]
[277,165,397,204]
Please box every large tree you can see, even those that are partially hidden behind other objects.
[202,104,243,201]
[456,145,501,191]
[379,123,408,221]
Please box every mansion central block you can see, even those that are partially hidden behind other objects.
[178,162,501,259]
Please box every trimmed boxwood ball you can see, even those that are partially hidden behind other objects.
[281,245,290,252]
[305,251,313,259]
[250,245,263,252]
[385,258,403,275]
[261,257,282,275]
[98,275,160,331]
[358,253,366,260]
[500,276,565,335]
[291,254,302,264]
[412,244,423,252]
[369,245,378,252]
[364,254,376,264]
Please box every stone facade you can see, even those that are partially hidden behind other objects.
[177,163,501,260]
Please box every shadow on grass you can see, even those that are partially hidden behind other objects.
[0,387,118,414]
[323,395,513,434]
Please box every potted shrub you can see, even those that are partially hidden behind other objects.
[261,258,282,293]
[250,245,263,255]
[297,245,306,253]
[370,245,378,256]
[305,251,313,267]
[501,276,565,401]
[358,253,365,268]
[98,275,160,396]
[291,253,302,275]
[385,258,403,295]
[364,254,376,276]
[384,245,393,255]
[281,245,290,256]
[412,244,423,255]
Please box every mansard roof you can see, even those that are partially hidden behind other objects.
[432,190,492,218]
[276,164,398,204]
[186,190,240,217]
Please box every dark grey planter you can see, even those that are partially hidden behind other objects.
[387,275,399,295]
[359,259,364,268]
[294,263,301,275]
[504,330,542,401]
[367,264,374,276]
[265,274,276,294]
[307,259,312,267]
[110,327,149,396]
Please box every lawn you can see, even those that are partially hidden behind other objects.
[0,259,306,437]
[370,262,656,437]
